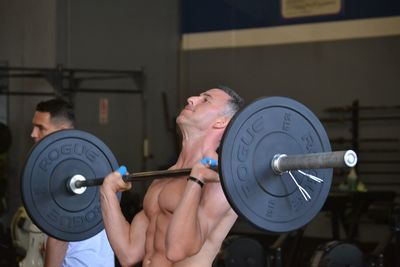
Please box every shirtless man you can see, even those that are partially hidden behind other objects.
[100,86,244,266]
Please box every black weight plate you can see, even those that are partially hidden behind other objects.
[221,236,266,267]
[21,129,119,241]
[310,241,364,267]
[219,96,332,233]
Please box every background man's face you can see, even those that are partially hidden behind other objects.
[31,111,60,143]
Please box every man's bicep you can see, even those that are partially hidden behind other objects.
[199,189,233,233]
[129,211,149,253]
[44,237,68,267]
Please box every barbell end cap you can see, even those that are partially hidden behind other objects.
[271,154,287,174]
[344,150,358,167]
[68,175,87,195]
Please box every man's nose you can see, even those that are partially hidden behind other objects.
[187,96,197,106]
[31,128,38,139]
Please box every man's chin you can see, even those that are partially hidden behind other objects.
[176,116,183,125]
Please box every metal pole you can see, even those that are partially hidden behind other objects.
[74,168,192,189]
[271,150,357,174]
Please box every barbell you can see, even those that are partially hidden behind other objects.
[20,96,357,241]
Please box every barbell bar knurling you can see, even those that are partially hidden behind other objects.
[72,168,192,192]
[70,150,357,195]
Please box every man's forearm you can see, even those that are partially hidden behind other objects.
[100,187,145,266]
[166,180,205,261]
[44,237,68,267]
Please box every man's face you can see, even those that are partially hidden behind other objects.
[31,111,62,143]
[177,88,231,131]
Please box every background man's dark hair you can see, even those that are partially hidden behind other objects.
[217,85,245,116]
[36,98,75,127]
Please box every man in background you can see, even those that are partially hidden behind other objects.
[30,97,114,267]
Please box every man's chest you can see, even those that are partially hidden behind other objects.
[144,178,187,216]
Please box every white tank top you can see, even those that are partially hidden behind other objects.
[62,230,114,267]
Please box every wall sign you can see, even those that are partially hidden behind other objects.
[99,98,109,124]
[281,0,342,19]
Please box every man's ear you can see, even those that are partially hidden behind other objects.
[59,123,73,130]
[213,116,230,129]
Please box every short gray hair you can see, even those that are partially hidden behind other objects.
[217,85,245,117]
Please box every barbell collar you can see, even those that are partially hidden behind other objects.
[67,174,87,194]
[271,150,357,174]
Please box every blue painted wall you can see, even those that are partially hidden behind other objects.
[182,0,400,33]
